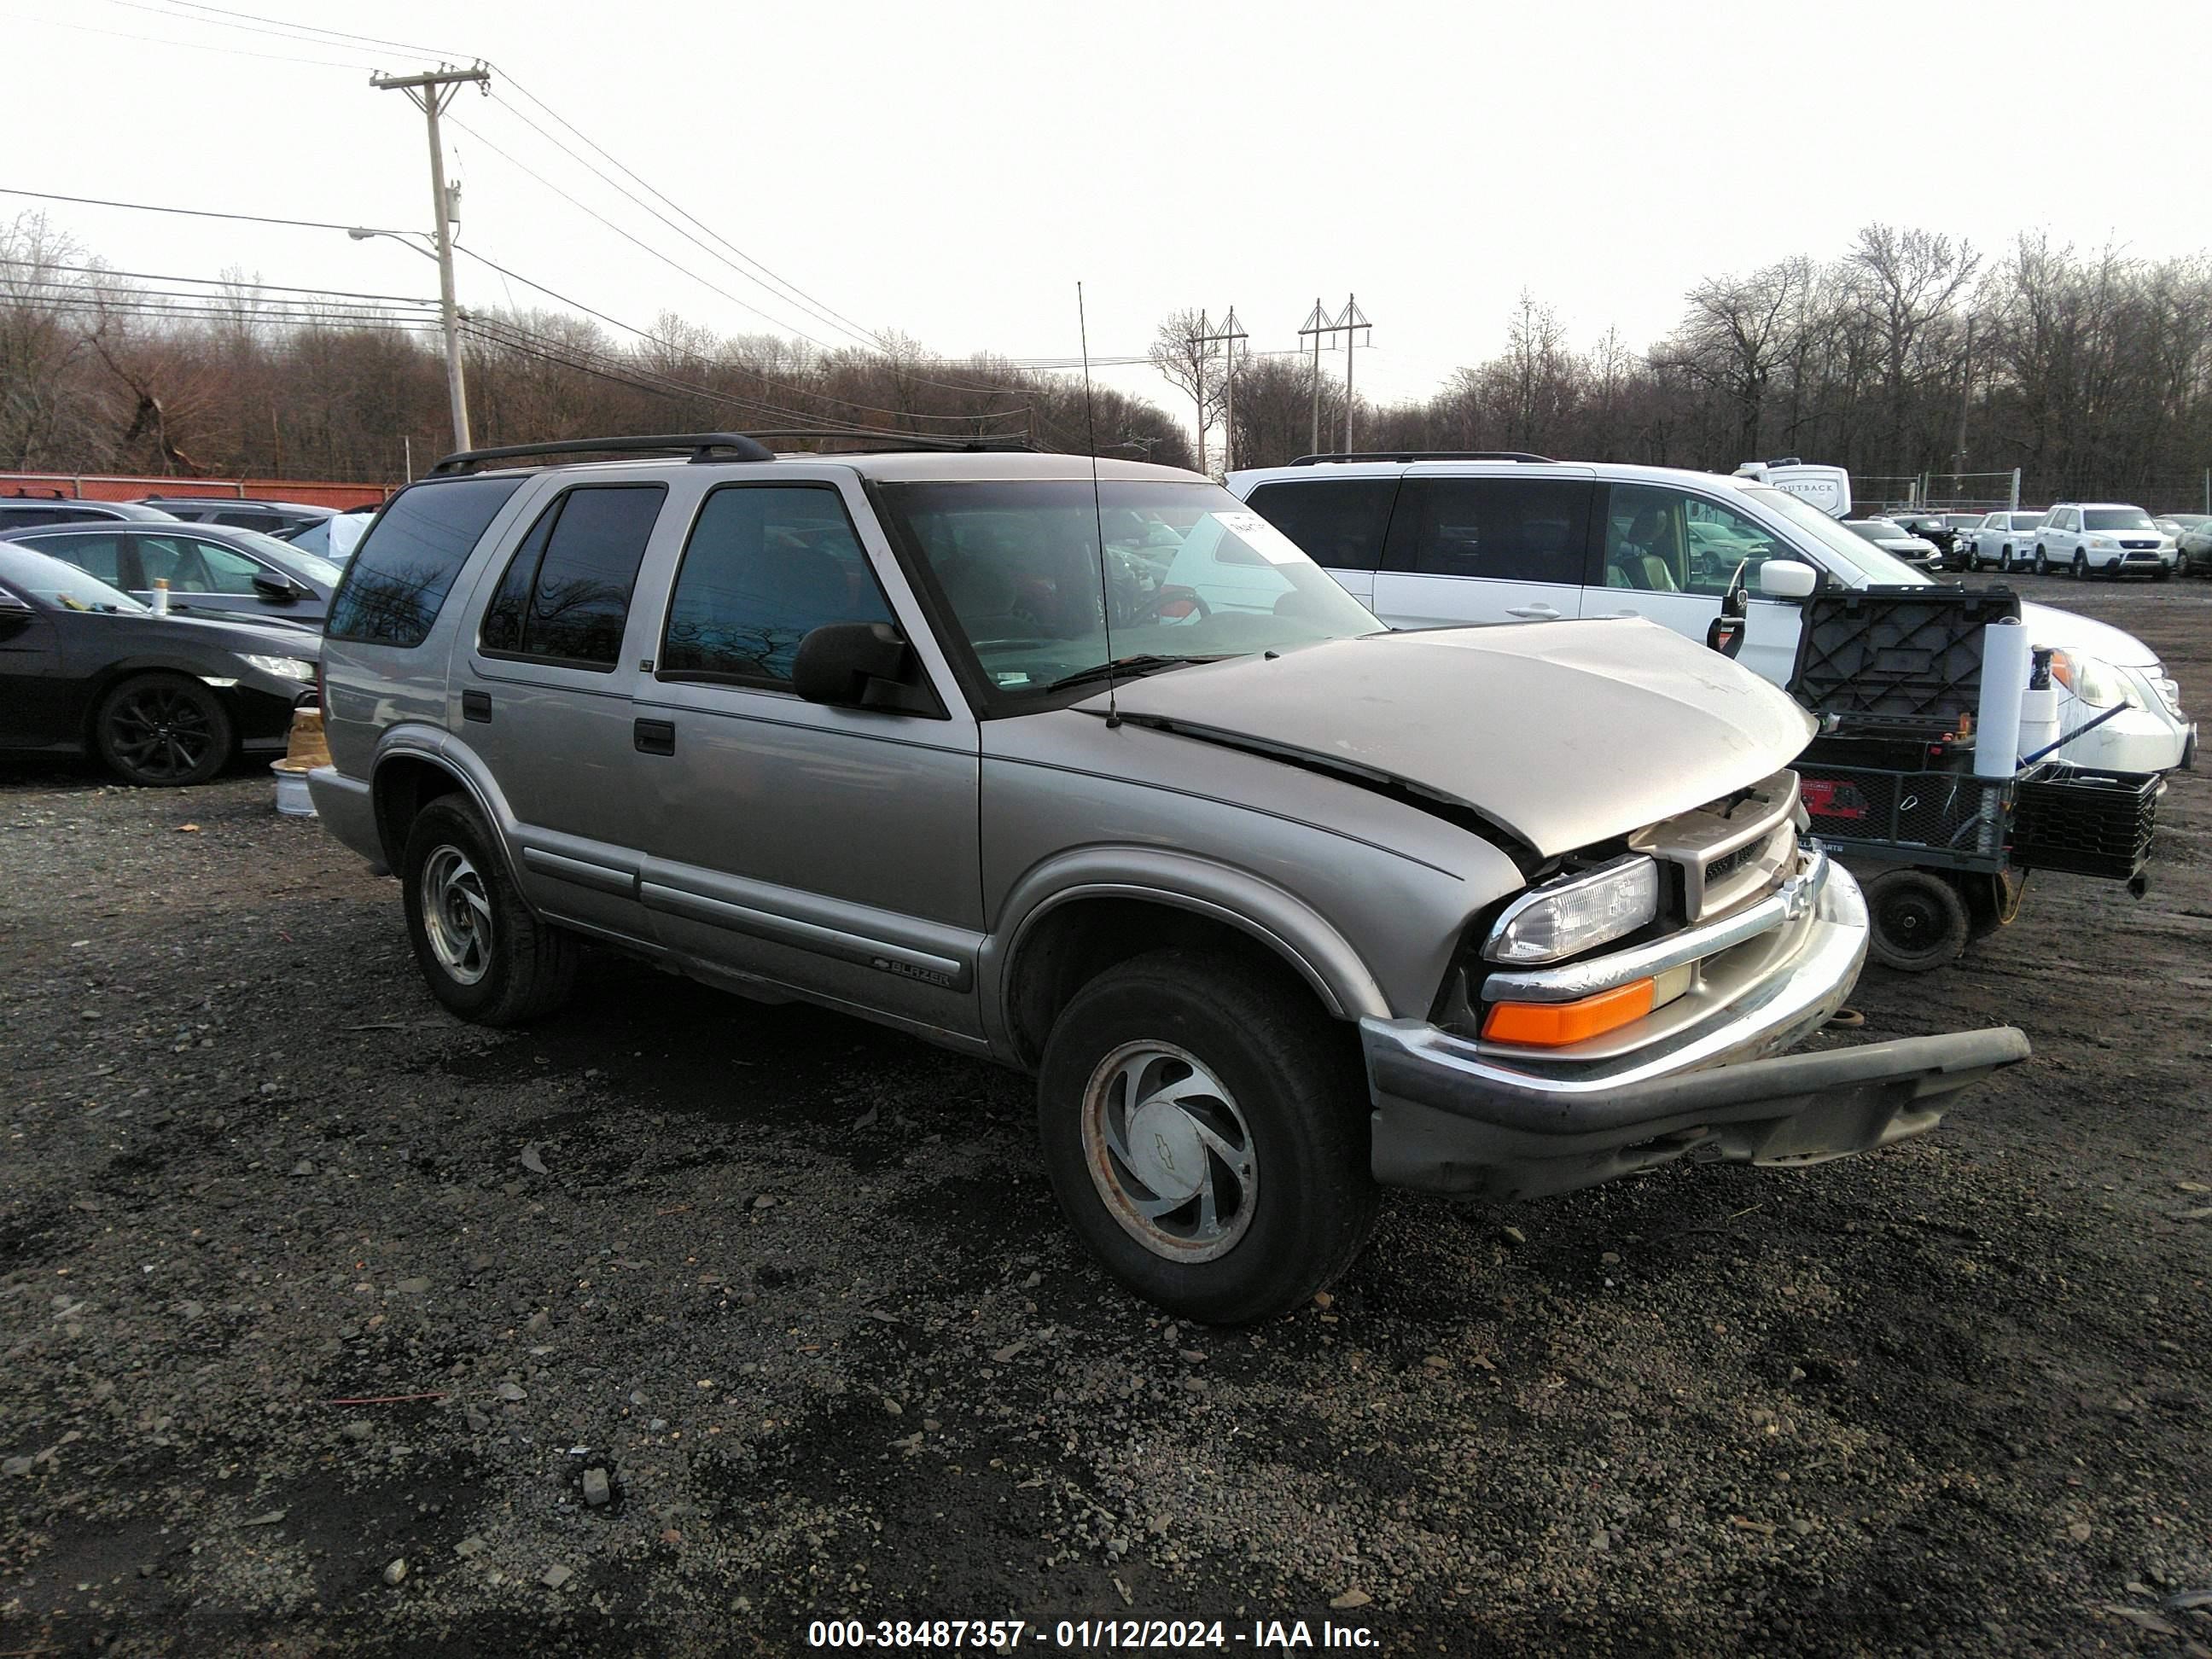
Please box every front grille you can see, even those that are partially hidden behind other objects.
[1628,771,1802,924]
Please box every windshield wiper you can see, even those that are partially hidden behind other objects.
[1043,655,1220,694]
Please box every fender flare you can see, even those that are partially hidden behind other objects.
[367,726,531,897]
[981,846,1394,1055]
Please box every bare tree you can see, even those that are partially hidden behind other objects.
[1146,308,1228,470]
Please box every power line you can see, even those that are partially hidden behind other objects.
[121,0,454,58]
[484,90,884,354]
[0,258,434,306]
[0,185,401,239]
[5,6,369,67]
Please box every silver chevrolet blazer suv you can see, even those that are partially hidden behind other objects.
[308,434,2029,1322]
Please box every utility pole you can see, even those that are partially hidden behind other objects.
[1296,296,1371,454]
[1194,309,1247,474]
[1298,299,1328,455]
[1953,313,1975,481]
[372,62,490,451]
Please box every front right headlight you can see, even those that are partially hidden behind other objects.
[238,653,317,682]
[2050,650,2127,709]
[1483,856,1660,964]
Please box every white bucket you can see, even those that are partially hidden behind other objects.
[271,762,317,817]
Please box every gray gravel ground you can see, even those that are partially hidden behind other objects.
[3,573,2209,1657]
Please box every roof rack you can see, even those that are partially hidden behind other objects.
[428,433,776,475]
[4,486,69,499]
[428,429,1041,476]
[747,430,1039,453]
[1287,450,1557,466]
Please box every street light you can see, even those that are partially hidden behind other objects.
[345,225,469,449]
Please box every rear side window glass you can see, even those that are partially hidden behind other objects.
[660,485,894,687]
[20,533,123,585]
[328,476,526,646]
[1243,480,1397,572]
[477,484,665,669]
[1396,478,1592,583]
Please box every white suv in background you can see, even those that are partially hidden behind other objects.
[1224,455,2196,773]
[2034,504,2175,579]
[1963,510,2050,573]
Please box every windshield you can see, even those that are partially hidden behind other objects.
[2084,508,2156,532]
[223,527,342,585]
[0,547,148,612]
[1743,488,1933,587]
[876,480,1382,706]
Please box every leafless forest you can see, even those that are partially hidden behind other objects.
[7,212,2209,507]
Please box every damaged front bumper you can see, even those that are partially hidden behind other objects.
[1362,853,2029,1200]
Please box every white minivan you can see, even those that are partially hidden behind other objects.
[1223,456,2196,773]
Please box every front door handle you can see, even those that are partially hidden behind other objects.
[633,718,675,756]
[1505,603,1563,620]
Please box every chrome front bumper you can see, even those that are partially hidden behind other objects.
[1362,853,2030,1199]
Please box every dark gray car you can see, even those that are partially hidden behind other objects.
[0,521,341,631]
[0,495,181,528]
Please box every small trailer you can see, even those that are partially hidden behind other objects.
[1780,586,2163,970]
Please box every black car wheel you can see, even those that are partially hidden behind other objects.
[95,672,233,786]
[401,796,578,1025]
[2034,546,2050,574]
[1863,869,1972,972]
[2073,550,2088,579]
[1037,946,1378,1323]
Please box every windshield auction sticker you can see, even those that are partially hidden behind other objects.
[1208,511,1310,566]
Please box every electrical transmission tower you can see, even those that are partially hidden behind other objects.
[371,62,492,450]
[1194,308,1248,473]
[1298,295,1372,454]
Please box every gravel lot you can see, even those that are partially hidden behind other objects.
[3,573,2209,1657]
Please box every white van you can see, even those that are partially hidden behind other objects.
[1223,456,2195,773]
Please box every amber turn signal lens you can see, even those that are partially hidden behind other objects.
[1482,978,1656,1047]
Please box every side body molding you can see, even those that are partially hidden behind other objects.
[981,847,1394,1054]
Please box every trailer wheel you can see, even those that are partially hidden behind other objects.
[1960,867,2028,940]
[1863,869,1971,972]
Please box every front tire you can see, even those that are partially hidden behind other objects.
[1965,546,1982,572]
[95,672,233,786]
[1037,947,1378,1323]
[401,796,578,1025]
[1863,868,1972,972]
[2034,545,2050,575]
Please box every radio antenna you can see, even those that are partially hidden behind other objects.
[1078,280,1118,727]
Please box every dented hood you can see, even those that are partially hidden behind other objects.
[1081,619,1816,858]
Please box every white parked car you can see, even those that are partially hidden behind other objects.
[2032,504,2174,579]
[1842,518,1941,570]
[1962,510,2049,573]
[1225,457,2197,773]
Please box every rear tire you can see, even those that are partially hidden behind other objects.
[1036,947,1379,1323]
[401,796,578,1025]
[2073,550,2088,579]
[95,672,233,787]
[1863,868,1972,972]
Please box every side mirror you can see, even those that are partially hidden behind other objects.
[1757,560,1819,600]
[252,569,302,601]
[792,622,934,714]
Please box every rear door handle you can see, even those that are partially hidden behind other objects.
[1505,603,1563,620]
[633,718,675,756]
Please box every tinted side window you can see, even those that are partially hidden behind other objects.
[1396,478,1592,583]
[1243,480,1397,572]
[328,477,525,646]
[20,533,123,585]
[661,485,894,687]
[478,484,664,669]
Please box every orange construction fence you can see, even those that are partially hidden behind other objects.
[0,472,394,509]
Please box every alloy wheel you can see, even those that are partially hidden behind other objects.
[419,844,492,985]
[1080,1040,1257,1262]
[105,684,217,783]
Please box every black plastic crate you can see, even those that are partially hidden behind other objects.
[1788,586,2023,733]
[2010,764,2162,881]
[1796,763,2009,863]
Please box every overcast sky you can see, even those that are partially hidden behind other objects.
[5,0,2205,427]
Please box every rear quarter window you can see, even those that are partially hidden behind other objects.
[327,476,526,647]
[1243,479,1397,572]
